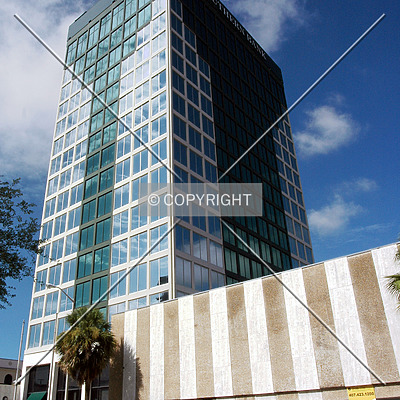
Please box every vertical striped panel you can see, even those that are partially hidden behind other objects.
[302,264,344,388]
[322,389,348,400]
[299,392,323,400]
[209,287,233,397]
[372,245,400,374]
[243,279,274,395]
[150,303,164,400]
[262,277,296,392]
[325,258,370,386]
[135,307,150,400]
[225,285,252,395]
[123,310,137,400]
[178,295,197,399]
[276,394,299,400]
[164,301,180,399]
[193,292,215,398]
[109,314,125,400]
[282,269,319,391]
[348,252,399,382]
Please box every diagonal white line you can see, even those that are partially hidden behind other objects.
[15,220,180,387]
[14,14,183,183]
[221,220,386,384]
[218,14,385,182]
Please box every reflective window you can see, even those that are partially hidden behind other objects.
[99,12,112,39]
[135,81,150,104]
[136,42,150,64]
[63,259,76,283]
[100,167,114,192]
[84,176,98,199]
[114,184,130,209]
[190,150,202,176]
[124,16,137,38]
[151,114,167,139]
[92,276,108,303]
[175,225,190,254]
[152,49,166,73]
[111,239,128,266]
[152,31,166,53]
[48,264,61,286]
[59,287,74,312]
[210,241,223,267]
[194,264,209,291]
[176,257,191,288]
[116,158,130,183]
[130,232,147,260]
[45,291,59,316]
[132,174,148,201]
[134,125,149,149]
[101,144,115,168]
[134,102,149,125]
[113,210,129,237]
[110,271,126,298]
[151,139,166,165]
[193,232,207,261]
[78,253,92,278]
[51,238,64,260]
[133,149,148,173]
[96,218,111,244]
[28,324,41,348]
[174,140,187,166]
[94,246,110,273]
[128,297,147,310]
[150,291,168,305]
[129,263,147,293]
[138,4,151,28]
[75,281,90,308]
[151,91,166,115]
[42,320,56,346]
[54,214,67,236]
[82,200,96,224]
[35,269,47,292]
[117,135,132,158]
[31,296,44,320]
[150,223,168,253]
[131,203,148,229]
[80,225,94,250]
[150,256,168,287]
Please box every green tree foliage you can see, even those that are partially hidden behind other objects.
[0,178,40,308]
[55,307,117,400]
[386,248,400,309]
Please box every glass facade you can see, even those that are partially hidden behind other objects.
[24,2,313,394]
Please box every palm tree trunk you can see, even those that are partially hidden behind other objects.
[82,382,91,400]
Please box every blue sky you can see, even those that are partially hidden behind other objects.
[0,0,399,359]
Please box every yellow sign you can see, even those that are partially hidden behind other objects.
[347,386,376,399]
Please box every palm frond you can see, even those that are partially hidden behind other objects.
[386,273,400,308]
[55,307,117,388]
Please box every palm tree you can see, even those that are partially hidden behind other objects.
[386,249,400,309]
[55,307,117,400]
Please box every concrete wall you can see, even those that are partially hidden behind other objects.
[0,384,19,400]
[0,359,21,400]
[110,243,400,399]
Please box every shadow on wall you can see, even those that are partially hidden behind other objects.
[110,338,143,400]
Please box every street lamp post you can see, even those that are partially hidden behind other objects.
[46,283,74,400]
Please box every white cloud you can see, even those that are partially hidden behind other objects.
[294,105,359,157]
[0,0,89,181]
[308,195,362,236]
[308,177,377,237]
[223,0,306,52]
[338,178,378,193]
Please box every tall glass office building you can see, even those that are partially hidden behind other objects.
[22,0,313,398]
